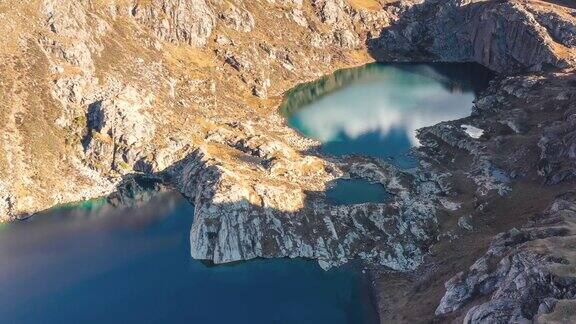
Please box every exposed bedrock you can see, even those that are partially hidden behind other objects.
[404,62,576,322]
[419,69,576,191]
[435,196,576,323]
[131,0,216,47]
[169,0,576,270]
[0,0,390,221]
[83,85,157,173]
[165,146,450,269]
[2,0,576,322]
[369,0,576,73]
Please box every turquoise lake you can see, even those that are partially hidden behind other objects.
[0,63,493,323]
[282,63,492,205]
[281,63,493,168]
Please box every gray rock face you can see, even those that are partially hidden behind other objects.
[131,0,215,47]
[436,198,576,323]
[475,72,576,188]
[312,0,346,25]
[166,140,448,270]
[370,0,575,73]
[218,5,255,32]
[418,122,511,197]
[84,86,156,173]
[451,1,567,72]
[538,112,576,184]
[333,28,360,49]
[531,9,576,48]
[40,0,105,72]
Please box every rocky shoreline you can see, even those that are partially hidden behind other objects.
[373,67,576,322]
[1,0,576,322]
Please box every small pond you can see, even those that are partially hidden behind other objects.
[326,179,390,205]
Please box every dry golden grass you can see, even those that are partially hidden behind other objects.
[164,43,217,72]
[346,0,383,10]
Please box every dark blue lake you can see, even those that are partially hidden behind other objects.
[0,193,376,324]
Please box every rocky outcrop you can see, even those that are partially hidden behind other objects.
[436,197,576,323]
[418,68,576,197]
[531,8,576,48]
[161,120,450,269]
[2,0,576,321]
[312,0,347,25]
[370,0,576,73]
[131,0,216,47]
[2,0,568,223]
[538,105,576,184]
[333,28,361,49]
[40,0,105,72]
[218,4,255,32]
[84,86,156,173]
[418,122,511,197]
[400,63,576,323]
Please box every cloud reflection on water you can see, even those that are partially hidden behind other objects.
[281,63,493,164]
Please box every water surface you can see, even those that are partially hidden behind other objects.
[281,63,492,167]
[281,63,492,205]
[0,193,376,324]
[326,179,389,205]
